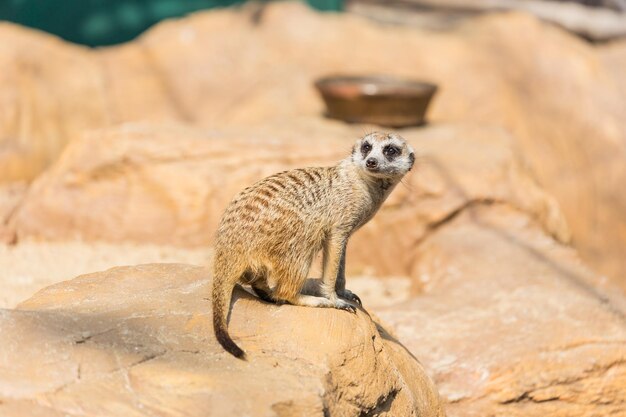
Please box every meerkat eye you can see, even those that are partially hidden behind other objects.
[383,145,399,157]
[361,142,372,154]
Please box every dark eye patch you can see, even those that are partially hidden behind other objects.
[383,145,400,160]
[361,142,372,158]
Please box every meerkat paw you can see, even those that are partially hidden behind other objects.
[337,289,362,306]
[333,298,357,313]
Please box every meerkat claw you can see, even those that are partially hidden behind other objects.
[338,289,362,306]
[342,304,357,313]
[334,299,357,313]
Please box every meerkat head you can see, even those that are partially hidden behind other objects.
[352,132,415,179]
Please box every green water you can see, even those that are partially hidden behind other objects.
[0,0,343,46]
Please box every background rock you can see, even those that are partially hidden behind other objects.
[0,263,444,417]
[10,122,569,279]
[1,2,624,289]
[0,181,26,243]
[347,0,626,41]
[0,23,107,183]
[135,3,625,289]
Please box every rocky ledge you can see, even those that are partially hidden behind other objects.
[0,263,444,417]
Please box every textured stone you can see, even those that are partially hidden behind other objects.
[377,205,626,416]
[0,263,444,417]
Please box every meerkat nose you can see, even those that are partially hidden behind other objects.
[366,158,378,169]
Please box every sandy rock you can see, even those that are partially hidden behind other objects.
[0,24,183,184]
[10,122,568,279]
[376,204,626,416]
[0,181,27,243]
[0,23,109,183]
[0,263,444,417]
[599,40,626,134]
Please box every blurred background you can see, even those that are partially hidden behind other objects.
[1,0,625,46]
[0,1,625,416]
[0,0,341,45]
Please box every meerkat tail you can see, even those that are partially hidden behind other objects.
[212,278,246,360]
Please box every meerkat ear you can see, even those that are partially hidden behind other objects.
[405,143,416,171]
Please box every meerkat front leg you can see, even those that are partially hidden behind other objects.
[335,245,362,306]
[320,232,357,313]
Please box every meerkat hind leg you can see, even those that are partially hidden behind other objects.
[242,270,276,303]
[252,283,274,303]
[300,278,322,296]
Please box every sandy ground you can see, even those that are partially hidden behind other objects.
[0,241,212,308]
[0,241,411,309]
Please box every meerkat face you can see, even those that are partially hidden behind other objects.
[352,132,415,179]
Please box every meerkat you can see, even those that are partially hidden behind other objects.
[212,132,415,359]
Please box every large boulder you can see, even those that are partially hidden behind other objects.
[9,122,568,278]
[377,205,626,416]
[0,263,444,417]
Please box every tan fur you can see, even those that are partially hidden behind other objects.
[212,132,415,359]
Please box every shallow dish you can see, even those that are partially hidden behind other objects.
[315,75,437,128]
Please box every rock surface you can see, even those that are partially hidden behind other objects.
[9,122,568,279]
[1,1,625,289]
[0,263,444,417]
[378,204,626,416]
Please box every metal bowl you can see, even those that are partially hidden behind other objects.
[315,75,437,128]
